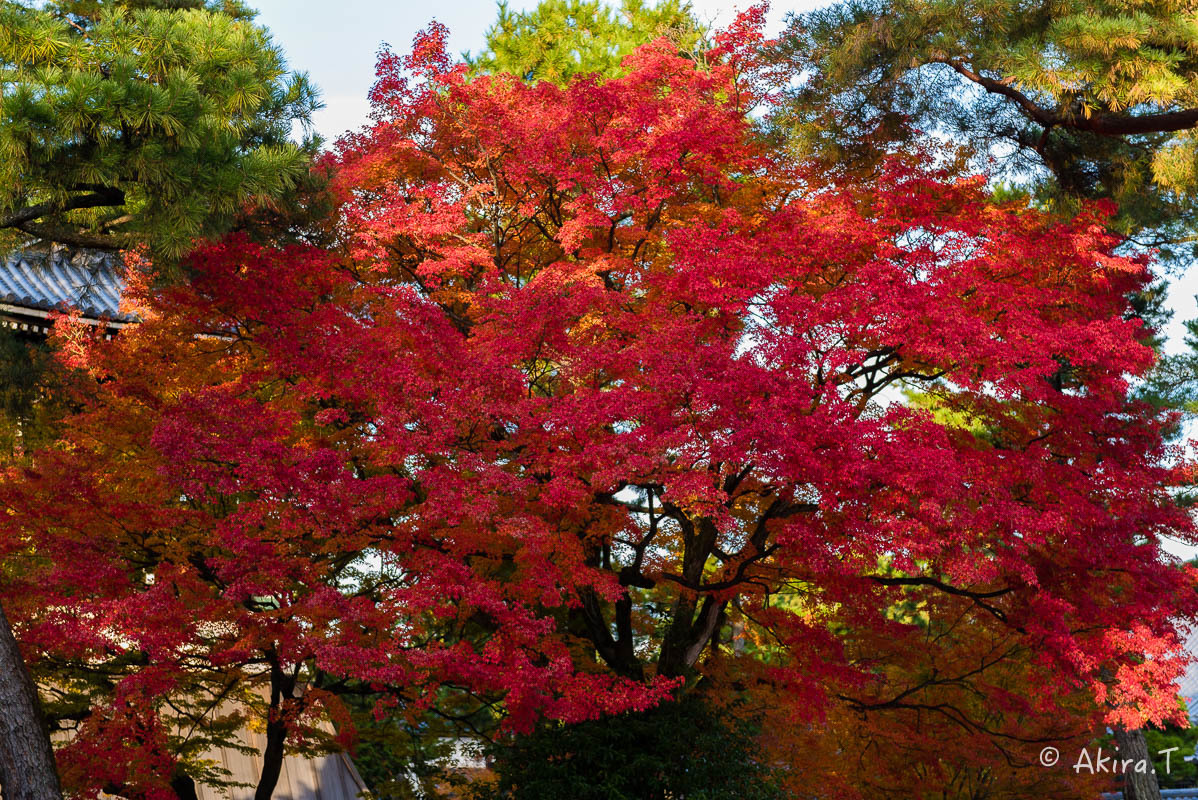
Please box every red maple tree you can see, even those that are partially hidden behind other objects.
[2,12,1195,798]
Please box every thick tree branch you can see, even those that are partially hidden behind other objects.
[929,58,1060,129]
[867,574,1023,630]
[932,57,1198,137]
[1,188,125,230]
[866,575,1013,600]
[14,222,123,251]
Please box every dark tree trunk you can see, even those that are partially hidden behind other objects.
[0,602,62,800]
[170,771,199,800]
[254,713,287,800]
[253,657,295,800]
[1115,726,1161,800]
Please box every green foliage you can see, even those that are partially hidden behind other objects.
[0,326,77,460]
[1143,311,1198,421]
[339,687,494,800]
[468,0,705,85]
[45,0,256,24]
[774,0,1198,257]
[0,0,320,259]
[903,386,986,437]
[349,720,455,800]
[1145,722,1198,789]
[476,696,782,800]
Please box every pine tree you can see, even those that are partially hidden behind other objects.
[468,0,704,84]
[774,0,1198,257]
[0,0,320,259]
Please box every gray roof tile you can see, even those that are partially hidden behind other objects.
[0,246,134,322]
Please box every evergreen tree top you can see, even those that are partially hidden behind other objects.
[468,0,705,84]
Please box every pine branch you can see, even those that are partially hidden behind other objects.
[933,57,1198,136]
[14,222,122,251]
[0,188,126,231]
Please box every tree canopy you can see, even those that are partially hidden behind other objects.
[3,14,1196,799]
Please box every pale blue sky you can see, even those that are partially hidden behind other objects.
[249,0,810,143]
